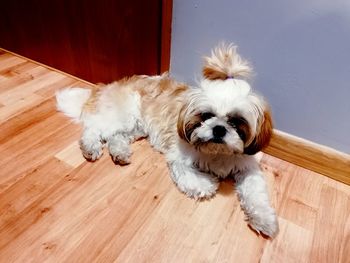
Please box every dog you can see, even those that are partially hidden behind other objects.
[56,43,279,237]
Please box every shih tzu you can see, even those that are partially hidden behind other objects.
[56,43,279,237]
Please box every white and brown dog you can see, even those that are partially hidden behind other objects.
[56,43,279,237]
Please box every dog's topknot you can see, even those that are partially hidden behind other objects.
[202,43,253,80]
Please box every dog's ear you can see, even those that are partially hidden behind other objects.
[177,105,202,143]
[244,110,273,155]
[177,105,190,142]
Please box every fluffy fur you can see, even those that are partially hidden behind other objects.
[56,43,278,237]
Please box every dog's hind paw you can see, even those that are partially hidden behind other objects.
[80,140,103,162]
[111,153,131,165]
[82,149,103,162]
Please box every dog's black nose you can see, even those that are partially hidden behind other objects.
[213,125,227,138]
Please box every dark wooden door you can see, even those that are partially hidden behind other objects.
[0,0,171,83]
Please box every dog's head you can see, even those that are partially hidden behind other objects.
[177,43,273,155]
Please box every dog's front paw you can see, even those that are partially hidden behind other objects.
[177,174,219,200]
[246,207,279,238]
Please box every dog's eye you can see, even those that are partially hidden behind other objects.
[236,129,246,142]
[201,112,215,121]
[228,116,248,141]
[228,116,247,127]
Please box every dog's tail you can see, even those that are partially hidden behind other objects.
[202,43,252,80]
[55,87,92,122]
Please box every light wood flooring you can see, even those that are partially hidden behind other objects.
[0,49,349,263]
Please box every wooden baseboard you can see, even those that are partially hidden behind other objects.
[264,130,350,185]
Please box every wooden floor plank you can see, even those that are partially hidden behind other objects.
[0,61,28,76]
[0,50,349,263]
[261,156,323,232]
[0,63,50,93]
[261,218,313,263]
[0,158,74,235]
[0,93,44,122]
[0,71,66,105]
[0,113,80,191]
[0,160,103,262]
[55,140,86,168]
[62,145,172,263]
[0,98,57,144]
[310,184,350,263]
[0,54,26,71]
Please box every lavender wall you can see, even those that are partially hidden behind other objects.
[170,0,350,153]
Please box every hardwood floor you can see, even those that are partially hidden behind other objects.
[0,49,349,263]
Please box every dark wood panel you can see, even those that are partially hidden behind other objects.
[160,0,173,73]
[0,0,163,83]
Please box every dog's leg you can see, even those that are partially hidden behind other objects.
[79,128,103,161]
[107,133,132,165]
[168,161,219,200]
[234,167,279,238]
[132,120,147,141]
